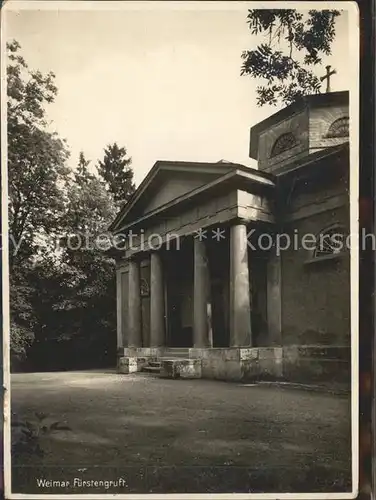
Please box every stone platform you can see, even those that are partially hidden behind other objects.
[117,346,350,387]
[159,359,202,379]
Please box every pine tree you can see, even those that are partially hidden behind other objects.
[97,143,135,206]
[77,151,91,178]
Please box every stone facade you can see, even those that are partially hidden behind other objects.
[110,91,351,388]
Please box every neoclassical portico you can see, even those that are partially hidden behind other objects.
[111,160,276,358]
[117,219,257,353]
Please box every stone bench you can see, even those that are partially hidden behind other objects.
[159,359,202,379]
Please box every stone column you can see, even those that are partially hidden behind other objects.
[229,222,252,346]
[150,252,165,347]
[267,253,282,345]
[116,268,123,350]
[128,259,142,348]
[193,237,212,348]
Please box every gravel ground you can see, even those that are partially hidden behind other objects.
[10,370,353,494]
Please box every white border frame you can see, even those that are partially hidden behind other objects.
[1,1,360,499]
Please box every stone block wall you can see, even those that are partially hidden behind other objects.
[280,206,350,346]
[309,104,349,150]
[189,348,242,381]
[188,348,284,382]
[278,156,350,348]
[282,346,351,386]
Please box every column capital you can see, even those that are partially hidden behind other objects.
[148,247,163,255]
[231,217,249,227]
[116,258,129,270]
[127,254,141,263]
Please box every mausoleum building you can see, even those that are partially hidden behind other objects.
[110,90,351,385]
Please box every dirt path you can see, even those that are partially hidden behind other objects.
[10,370,352,494]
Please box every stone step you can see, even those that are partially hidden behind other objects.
[142,365,161,373]
[159,353,189,361]
[163,349,190,358]
[148,361,161,368]
[163,348,190,352]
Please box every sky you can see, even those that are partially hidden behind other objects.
[4,2,352,186]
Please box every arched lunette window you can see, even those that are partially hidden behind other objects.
[313,224,347,259]
[270,132,297,158]
[325,116,349,138]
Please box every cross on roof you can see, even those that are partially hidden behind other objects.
[320,65,337,93]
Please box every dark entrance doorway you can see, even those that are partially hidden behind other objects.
[165,238,193,347]
[211,278,229,347]
[207,233,230,347]
[249,254,268,346]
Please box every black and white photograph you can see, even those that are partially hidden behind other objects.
[2,1,359,498]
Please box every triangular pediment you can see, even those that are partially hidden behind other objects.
[110,160,242,231]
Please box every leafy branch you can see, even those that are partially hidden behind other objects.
[241,9,341,106]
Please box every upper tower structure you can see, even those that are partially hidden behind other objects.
[249,90,349,175]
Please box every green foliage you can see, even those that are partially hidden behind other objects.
[65,153,116,235]
[7,39,70,266]
[25,153,118,366]
[7,42,129,369]
[7,40,70,363]
[97,142,135,207]
[7,40,57,126]
[52,153,118,347]
[9,266,37,365]
[241,9,341,106]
